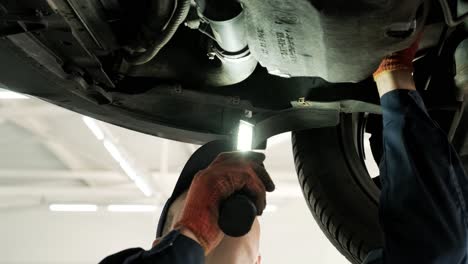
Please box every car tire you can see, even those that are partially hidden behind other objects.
[292,114,383,263]
[292,109,468,263]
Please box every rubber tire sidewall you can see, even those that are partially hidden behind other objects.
[292,114,383,263]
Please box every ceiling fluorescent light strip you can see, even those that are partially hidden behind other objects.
[83,117,153,197]
[82,117,104,140]
[102,139,152,197]
[49,204,98,212]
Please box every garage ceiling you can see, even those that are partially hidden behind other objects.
[0,88,301,210]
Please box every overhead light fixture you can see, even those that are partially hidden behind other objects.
[82,115,154,197]
[103,140,123,162]
[237,120,254,151]
[0,91,29,99]
[118,158,138,181]
[107,204,158,212]
[133,177,153,197]
[49,204,98,212]
[103,139,153,197]
[82,116,105,140]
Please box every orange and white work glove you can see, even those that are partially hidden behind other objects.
[373,34,422,79]
[175,151,275,254]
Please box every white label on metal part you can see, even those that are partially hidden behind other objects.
[241,0,323,78]
[240,0,422,82]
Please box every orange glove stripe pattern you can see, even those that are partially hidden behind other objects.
[175,152,275,254]
[175,174,223,253]
[373,34,421,79]
[373,57,414,78]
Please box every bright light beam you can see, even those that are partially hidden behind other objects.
[237,120,254,151]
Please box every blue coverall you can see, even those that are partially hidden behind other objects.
[100,90,468,264]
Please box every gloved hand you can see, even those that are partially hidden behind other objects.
[175,151,275,254]
[373,34,422,79]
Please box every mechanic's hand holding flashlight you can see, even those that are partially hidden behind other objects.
[175,151,275,254]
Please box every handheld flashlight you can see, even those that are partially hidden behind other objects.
[219,119,258,237]
[236,120,254,151]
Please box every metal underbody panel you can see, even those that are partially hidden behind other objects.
[242,0,426,82]
[0,0,464,144]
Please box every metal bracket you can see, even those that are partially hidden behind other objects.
[438,0,468,27]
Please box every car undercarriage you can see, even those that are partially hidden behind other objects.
[1,0,467,262]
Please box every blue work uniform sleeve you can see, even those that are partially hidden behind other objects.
[99,230,204,264]
[364,89,468,264]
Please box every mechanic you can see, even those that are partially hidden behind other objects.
[100,37,468,264]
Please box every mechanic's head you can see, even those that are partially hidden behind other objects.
[162,191,262,264]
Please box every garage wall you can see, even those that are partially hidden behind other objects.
[1,207,159,264]
[1,198,347,264]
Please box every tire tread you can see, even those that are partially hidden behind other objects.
[292,124,382,263]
